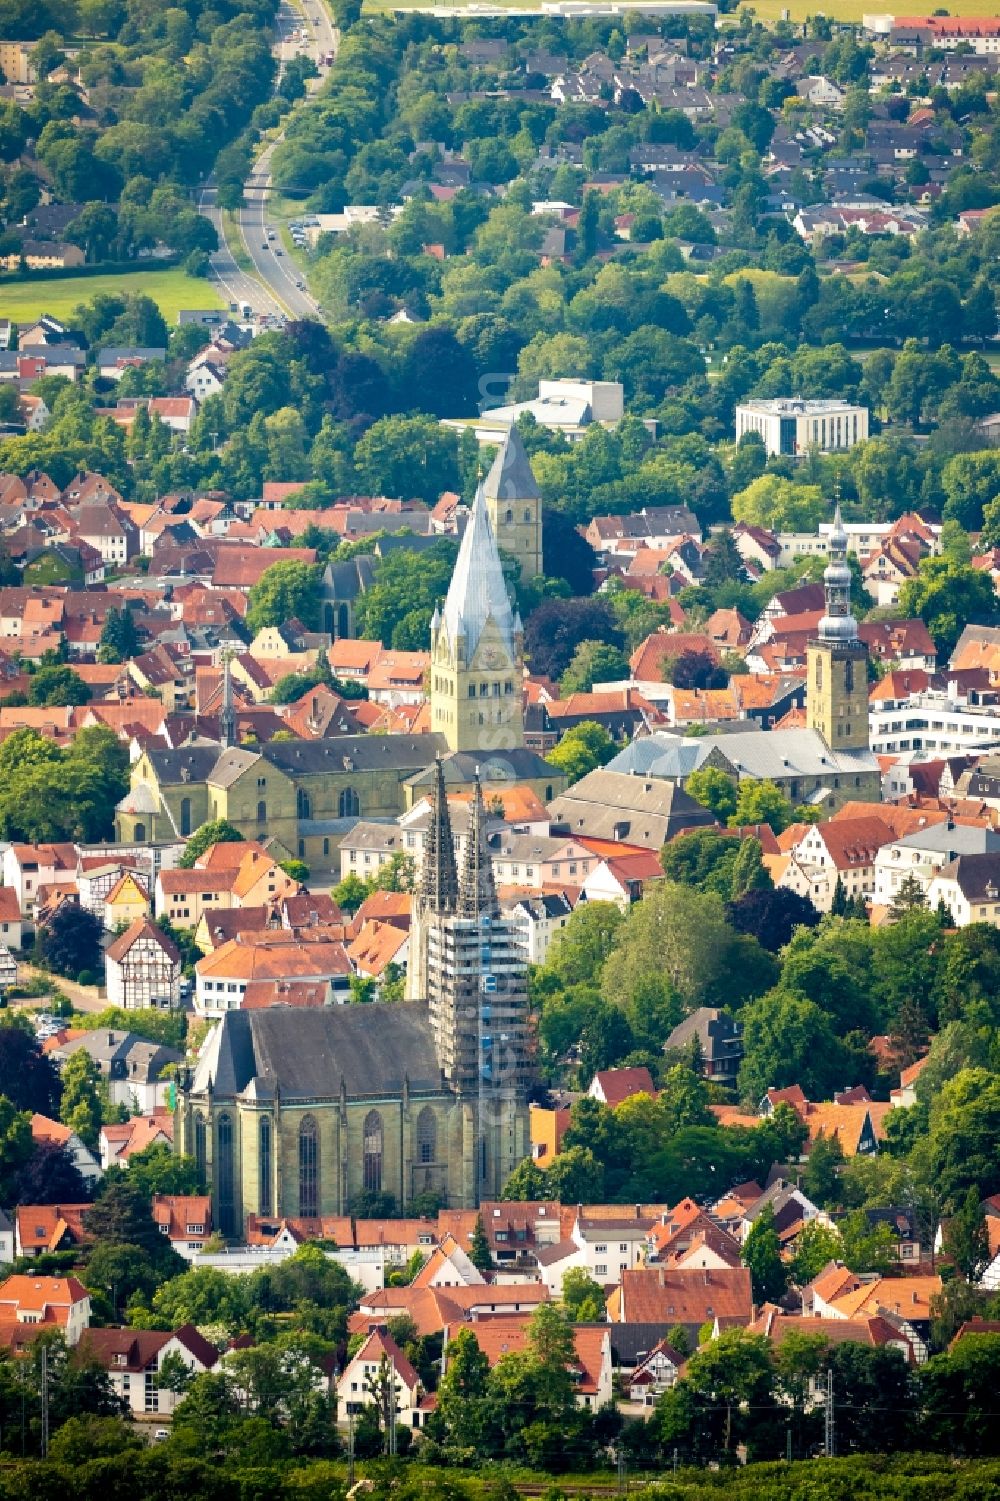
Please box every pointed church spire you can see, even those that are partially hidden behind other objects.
[219,650,236,749]
[459,773,498,920]
[482,426,541,503]
[440,484,516,662]
[419,756,458,914]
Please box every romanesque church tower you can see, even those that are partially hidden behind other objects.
[806,504,870,752]
[430,483,525,754]
[482,427,543,583]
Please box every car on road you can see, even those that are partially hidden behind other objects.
[275,248,283,254]
[296,280,303,289]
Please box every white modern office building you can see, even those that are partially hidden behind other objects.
[736,398,869,457]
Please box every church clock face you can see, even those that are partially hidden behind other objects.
[480,645,506,669]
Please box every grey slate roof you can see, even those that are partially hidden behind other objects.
[894,824,1000,856]
[147,745,221,786]
[263,733,446,777]
[193,1003,443,1100]
[406,748,556,789]
[482,427,541,504]
[547,768,716,848]
[608,728,878,782]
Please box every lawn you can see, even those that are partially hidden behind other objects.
[0,266,224,324]
[737,0,989,19]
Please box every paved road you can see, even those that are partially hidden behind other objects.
[198,0,338,321]
[18,963,109,1014]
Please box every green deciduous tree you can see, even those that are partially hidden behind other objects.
[546,720,615,784]
[177,820,244,869]
[246,560,323,635]
[742,1203,789,1305]
[59,1050,102,1150]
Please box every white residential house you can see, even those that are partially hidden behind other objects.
[152,1194,213,1259]
[30,1114,103,1186]
[336,1328,422,1427]
[2,842,76,920]
[873,824,1000,909]
[629,1339,684,1403]
[505,891,573,964]
[80,1325,219,1415]
[0,1210,14,1265]
[927,853,1000,928]
[0,1274,91,1344]
[779,815,893,912]
[105,918,182,1010]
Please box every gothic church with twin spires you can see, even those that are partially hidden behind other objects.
[174,436,538,1232]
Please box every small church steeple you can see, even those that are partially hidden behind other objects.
[481,427,543,582]
[219,650,236,749]
[806,504,869,752]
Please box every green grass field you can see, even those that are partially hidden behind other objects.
[738,0,990,20]
[0,267,225,324]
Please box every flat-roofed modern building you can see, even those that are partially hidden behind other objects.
[736,398,869,457]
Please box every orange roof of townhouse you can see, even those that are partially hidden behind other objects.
[630,632,720,680]
[833,1275,942,1324]
[0,887,19,923]
[869,669,932,703]
[349,1283,549,1338]
[705,608,751,648]
[212,546,316,590]
[749,1306,915,1354]
[613,1266,753,1325]
[350,890,412,932]
[241,979,332,1008]
[195,839,270,871]
[15,1204,92,1253]
[365,651,430,691]
[158,867,240,895]
[230,849,294,901]
[830,801,950,840]
[454,1318,609,1395]
[347,919,409,977]
[327,639,383,674]
[246,1213,354,1246]
[807,815,896,870]
[545,688,658,722]
[101,1111,174,1159]
[196,936,351,983]
[670,687,741,723]
[30,1113,73,1146]
[354,1217,441,1248]
[592,1066,657,1107]
[152,1194,212,1241]
[710,1103,761,1129]
[809,1262,865,1307]
[79,1323,219,1374]
[0,1275,90,1323]
[800,1101,886,1157]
